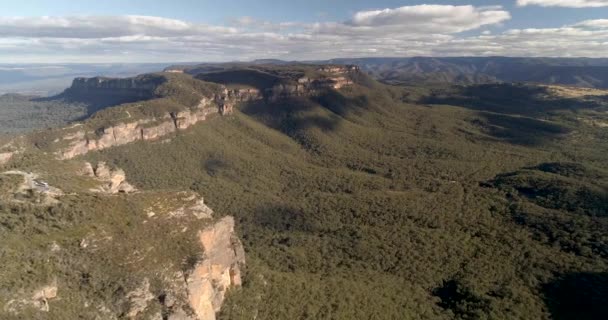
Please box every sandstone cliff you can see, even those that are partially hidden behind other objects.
[122,215,244,320]
[184,216,245,320]
[267,74,354,100]
[55,97,220,159]
[62,74,166,108]
[53,65,358,160]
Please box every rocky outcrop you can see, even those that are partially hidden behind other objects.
[81,162,136,194]
[56,98,220,160]
[4,280,58,313]
[64,75,165,103]
[54,65,359,160]
[1,171,63,205]
[317,65,360,74]
[267,76,353,101]
[146,192,214,219]
[267,66,358,101]
[120,214,244,320]
[55,82,265,159]
[186,216,245,320]
[0,151,14,166]
[126,279,155,318]
[215,88,263,116]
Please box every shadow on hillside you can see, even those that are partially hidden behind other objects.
[197,69,283,90]
[313,90,371,117]
[33,92,155,119]
[251,204,316,233]
[542,272,608,320]
[241,90,369,134]
[242,97,339,134]
[472,113,571,146]
[421,83,604,117]
[432,279,490,319]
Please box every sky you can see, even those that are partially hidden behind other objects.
[1,0,608,63]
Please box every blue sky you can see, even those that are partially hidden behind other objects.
[1,0,608,62]
[5,0,606,28]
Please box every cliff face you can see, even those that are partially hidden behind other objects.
[131,214,245,320]
[54,65,358,160]
[56,98,219,159]
[268,74,354,100]
[186,216,245,320]
[63,75,165,104]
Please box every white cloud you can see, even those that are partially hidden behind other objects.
[517,0,608,7]
[572,19,608,28]
[0,6,606,63]
[349,5,510,32]
[309,5,510,39]
[0,15,236,38]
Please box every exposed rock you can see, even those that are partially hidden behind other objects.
[214,88,260,115]
[55,65,358,159]
[267,67,358,101]
[56,98,219,159]
[0,151,14,166]
[142,118,177,140]
[126,278,155,318]
[63,75,165,107]
[49,242,61,252]
[1,170,63,205]
[317,65,360,74]
[83,162,136,194]
[80,161,95,176]
[163,195,214,220]
[188,198,215,219]
[5,280,58,313]
[31,281,58,312]
[186,216,245,320]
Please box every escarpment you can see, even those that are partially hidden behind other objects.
[53,65,359,160]
[56,95,230,159]
[195,65,360,101]
[54,83,251,159]
[185,216,245,320]
[60,74,166,108]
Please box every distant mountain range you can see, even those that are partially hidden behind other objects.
[4,57,608,97]
[0,63,168,96]
[321,57,608,88]
[165,57,608,89]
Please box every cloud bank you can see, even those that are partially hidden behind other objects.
[517,0,608,7]
[0,4,606,62]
